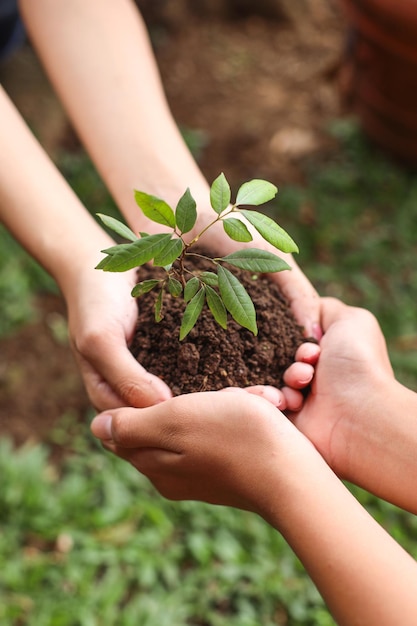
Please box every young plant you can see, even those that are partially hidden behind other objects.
[96,173,298,340]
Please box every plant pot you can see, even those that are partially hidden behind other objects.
[129,252,306,396]
[339,0,417,165]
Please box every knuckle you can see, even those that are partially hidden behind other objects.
[353,306,378,328]
[73,327,103,358]
[111,412,131,445]
[116,377,161,407]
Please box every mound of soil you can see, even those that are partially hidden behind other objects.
[130,253,306,395]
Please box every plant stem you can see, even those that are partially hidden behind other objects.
[186,205,236,247]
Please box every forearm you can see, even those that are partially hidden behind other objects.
[342,378,417,514]
[18,0,210,232]
[265,444,417,625]
[18,0,321,332]
[0,86,113,298]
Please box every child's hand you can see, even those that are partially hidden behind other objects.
[285,298,395,479]
[274,341,320,411]
[90,390,308,515]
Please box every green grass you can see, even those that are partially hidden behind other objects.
[1,118,417,624]
[0,227,57,337]
[0,424,332,626]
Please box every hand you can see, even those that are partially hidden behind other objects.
[285,297,395,480]
[66,267,172,410]
[90,390,308,514]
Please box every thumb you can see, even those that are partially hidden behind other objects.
[100,349,172,408]
[80,335,172,408]
[319,297,352,334]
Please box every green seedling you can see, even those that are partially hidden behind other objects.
[96,173,298,340]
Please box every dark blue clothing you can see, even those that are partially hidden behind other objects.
[0,0,25,61]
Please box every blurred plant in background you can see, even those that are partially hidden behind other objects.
[271,119,417,390]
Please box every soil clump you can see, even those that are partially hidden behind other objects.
[130,252,307,395]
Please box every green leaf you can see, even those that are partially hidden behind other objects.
[205,285,227,329]
[210,172,231,214]
[220,248,291,273]
[179,288,205,340]
[96,234,171,272]
[155,289,164,322]
[217,265,258,335]
[236,179,278,206]
[168,277,183,297]
[175,188,197,234]
[131,279,161,298]
[134,190,175,228]
[199,271,219,287]
[96,214,138,242]
[95,254,116,271]
[222,217,253,242]
[241,210,299,253]
[184,276,200,302]
[152,238,183,267]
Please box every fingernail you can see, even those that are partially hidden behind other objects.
[299,343,320,362]
[261,386,283,407]
[91,413,113,440]
[247,385,283,407]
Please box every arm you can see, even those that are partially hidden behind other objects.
[90,392,417,626]
[285,298,417,514]
[0,85,171,408]
[18,0,320,337]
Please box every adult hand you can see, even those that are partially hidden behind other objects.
[66,267,172,411]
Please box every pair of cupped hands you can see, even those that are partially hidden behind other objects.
[68,259,393,517]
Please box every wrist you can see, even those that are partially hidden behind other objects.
[338,376,417,510]
[259,432,332,531]
[51,227,116,302]
[243,410,322,524]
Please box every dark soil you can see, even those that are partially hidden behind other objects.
[130,252,306,395]
[0,295,90,447]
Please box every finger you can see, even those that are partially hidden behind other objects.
[294,342,321,365]
[281,386,304,412]
[319,297,352,332]
[283,362,315,389]
[240,385,287,409]
[100,440,178,477]
[102,440,179,473]
[91,406,168,448]
[76,357,133,410]
[320,297,383,340]
[91,393,205,448]
[82,336,172,407]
